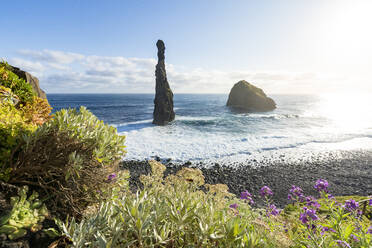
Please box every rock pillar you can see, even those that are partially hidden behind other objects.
[153,40,175,125]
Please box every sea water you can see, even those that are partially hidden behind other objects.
[49,93,372,166]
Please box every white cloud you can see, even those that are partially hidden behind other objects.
[48,63,70,71]
[8,58,45,76]
[18,49,84,64]
[6,49,356,94]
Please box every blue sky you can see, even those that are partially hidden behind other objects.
[2,0,372,94]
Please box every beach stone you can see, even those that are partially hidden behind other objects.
[226,80,276,111]
[0,238,30,248]
[153,40,175,125]
[9,66,47,100]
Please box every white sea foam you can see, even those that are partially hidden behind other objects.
[111,119,153,128]
[175,115,218,121]
[119,119,372,165]
[246,113,300,120]
[100,93,372,166]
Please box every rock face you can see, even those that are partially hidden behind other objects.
[153,40,175,125]
[226,80,276,111]
[10,66,47,99]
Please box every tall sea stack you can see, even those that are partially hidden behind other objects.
[153,40,175,125]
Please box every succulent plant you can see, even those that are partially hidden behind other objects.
[0,186,49,240]
[0,86,19,105]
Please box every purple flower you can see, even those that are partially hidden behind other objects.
[344,199,359,212]
[299,213,308,224]
[321,226,336,235]
[240,190,254,204]
[107,173,117,181]
[290,185,303,197]
[229,203,238,210]
[369,197,372,206]
[260,186,273,197]
[314,179,328,192]
[240,190,251,199]
[306,196,321,209]
[367,226,372,234]
[357,210,363,216]
[267,204,280,216]
[321,227,329,234]
[288,185,304,202]
[336,240,351,248]
[308,224,316,230]
[350,234,359,242]
[306,209,318,221]
[299,207,319,224]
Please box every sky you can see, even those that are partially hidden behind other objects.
[1,0,372,94]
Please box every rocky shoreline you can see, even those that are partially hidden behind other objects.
[121,149,372,208]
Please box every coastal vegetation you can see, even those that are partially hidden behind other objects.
[0,61,371,247]
[58,162,372,247]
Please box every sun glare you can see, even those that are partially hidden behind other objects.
[317,1,372,69]
[317,92,372,132]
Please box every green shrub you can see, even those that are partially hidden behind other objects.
[59,161,283,248]
[58,161,372,248]
[0,91,51,181]
[0,61,48,181]
[47,107,126,165]
[0,85,20,105]
[0,61,35,105]
[0,186,49,240]
[0,101,35,181]
[9,107,126,218]
[21,96,52,125]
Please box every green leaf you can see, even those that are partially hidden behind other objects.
[233,221,239,237]
[344,224,354,239]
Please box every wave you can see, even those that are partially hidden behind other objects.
[258,135,372,152]
[247,113,300,120]
[176,116,217,121]
[112,119,154,132]
[111,119,153,128]
[122,126,372,163]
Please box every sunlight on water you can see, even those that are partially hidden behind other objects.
[313,93,372,132]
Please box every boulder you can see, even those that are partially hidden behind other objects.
[153,40,175,125]
[10,66,47,100]
[226,80,276,111]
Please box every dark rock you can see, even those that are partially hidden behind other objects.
[153,156,161,162]
[29,231,54,248]
[9,66,47,100]
[0,240,30,248]
[226,80,276,112]
[153,40,175,125]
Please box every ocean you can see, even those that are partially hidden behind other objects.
[48,93,372,166]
